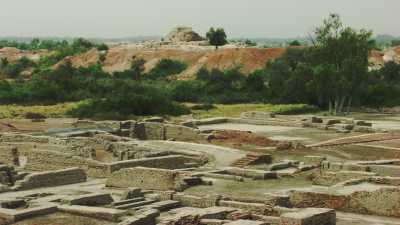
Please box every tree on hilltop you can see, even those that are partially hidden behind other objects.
[206,28,228,50]
[289,40,301,46]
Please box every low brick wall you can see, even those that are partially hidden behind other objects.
[172,193,220,208]
[219,200,268,215]
[133,122,203,141]
[107,155,198,174]
[13,167,87,191]
[22,150,95,172]
[15,148,200,178]
[313,171,376,186]
[290,187,400,218]
[280,208,336,225]
[118,209,159,225]
[106,167,189,191]
[0,146,19,166]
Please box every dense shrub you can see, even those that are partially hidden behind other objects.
[0,57,36,78]
[146,59,187,80]
[68,81,189,119]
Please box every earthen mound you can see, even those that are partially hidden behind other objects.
[166,27,204,42]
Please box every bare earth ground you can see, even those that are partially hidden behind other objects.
[0,118,77,133]
[198,123,352,144]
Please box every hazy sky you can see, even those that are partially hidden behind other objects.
[0,0,398,38]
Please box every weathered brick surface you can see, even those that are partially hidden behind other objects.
[58,205,126,222]
[280,208,335,225]
[173,194,220,208]
[348,187,400,217]
[106,167,190,191]
[290,187,400,218]
[219,200,269,215]
[0,146,19,166]
[290,191,350,209]
[13,167,87,190]
[313,171,376,186]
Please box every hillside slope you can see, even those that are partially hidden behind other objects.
[65,45,287,79]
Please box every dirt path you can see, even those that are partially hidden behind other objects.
[138,140,246,167]
[308,133,400,148]
[337,212,400,225]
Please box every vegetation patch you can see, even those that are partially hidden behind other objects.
[192,104,316,119]
[0,102,80,119]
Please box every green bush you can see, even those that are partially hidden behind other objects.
[68,81,189,119]
[146,59,187,80]
[0,57,35,78]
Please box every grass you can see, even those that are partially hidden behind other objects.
[191,103,317,119]
[0,102,317,120]
[184,173,314,199]
[0,102,81,119]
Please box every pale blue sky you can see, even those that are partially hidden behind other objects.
[0,0,398,38]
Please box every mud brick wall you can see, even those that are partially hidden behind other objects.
[21,150,93,171]
[290,188,400,218]
[108,155,199,174]
[172,193,220,208]
[0,133,50,144]
[313,171,376,186]
[219,200,268,215]
[164,124,201,141]
[280,208,336,225]
[290,191,350,210]
[14,167,87,190]
[0,146,19,166]
[368,165,400,177]
[106,167,186,191]
[348,187,400,217]
[138,122,164,140]
[19,150,199,178]
[133,122,203,141]
[88,155,200,178]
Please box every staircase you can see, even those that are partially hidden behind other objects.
[231,153,264,168]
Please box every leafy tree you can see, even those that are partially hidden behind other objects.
[0,58,9,68]
[206,28,228,49]
[96,43,109,51]
[392,40,400,47]
[312,13,373,114]
[71,38,95,52]
[289,40,301,46]
[245,39,257,47]
[0,57,35,78]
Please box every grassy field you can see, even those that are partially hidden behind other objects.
[0,102,81,119]
[0,102,316,119]
[192,103,317,119]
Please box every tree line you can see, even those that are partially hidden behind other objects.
[0,14,399,118]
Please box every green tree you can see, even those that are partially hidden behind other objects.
[96,43,109,51]
[245,39,257,47]
[313,13,373,114]
[206,28,228,49]
[392,40,400,47]
[289,40,301,46]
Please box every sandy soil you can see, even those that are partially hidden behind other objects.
[0,118,76,133]
[198,123,349,144]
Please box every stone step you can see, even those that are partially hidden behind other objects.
[115,200,156,210]
[146,200,181,212]
[111,197,145,206]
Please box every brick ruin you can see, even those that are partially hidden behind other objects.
[0,115,399,225]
